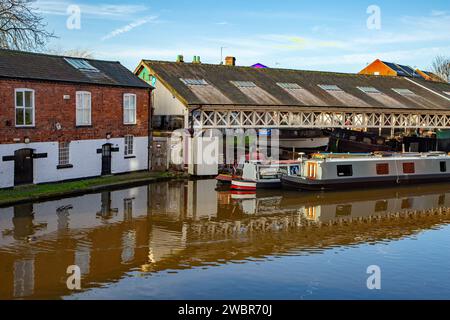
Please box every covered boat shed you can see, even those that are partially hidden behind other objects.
[135,59,450,131]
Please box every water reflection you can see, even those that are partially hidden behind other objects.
[1,180,450,299]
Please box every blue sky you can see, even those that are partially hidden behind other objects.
[35,0,450,73]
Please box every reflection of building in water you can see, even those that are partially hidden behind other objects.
[2,181,450,299]
[75,242,91,276]
[13,259,35,298]
[97,192,119,220]
[57,205,72,231]
[148,180,218,221]
[2,203,47,240]
[187,180,217,220]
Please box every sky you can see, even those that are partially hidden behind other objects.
[34,0,450,73]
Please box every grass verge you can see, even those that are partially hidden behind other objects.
[0,171,179,207]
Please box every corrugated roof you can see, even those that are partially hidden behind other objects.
[0,49,150,88]
[143,60,450,111]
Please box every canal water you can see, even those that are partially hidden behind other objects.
[1,180,450,300]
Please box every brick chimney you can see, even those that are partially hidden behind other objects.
[225,56,236,66]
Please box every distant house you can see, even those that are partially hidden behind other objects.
[359,59,446,83]
[251,63,268,69]
[0,49,152,189]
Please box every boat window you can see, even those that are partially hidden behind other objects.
[337,165,353,177]
[336,204,352,216]
[439,195,445,206]
[403,163,415,174]
[440,161,447,173]
[307,162,318,179]
[401,198,412,209]
[363,137,372,144]
[349,135,357,141]
[375,200,388,212]
[290,165,300,176]
[376,163,390,175]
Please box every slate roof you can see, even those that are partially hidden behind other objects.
[142,60,450,111]
[0,49,150,88]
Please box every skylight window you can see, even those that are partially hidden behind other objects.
[357,86,381,94]
[277,82,302,90]
[231,81,257,88]
[392,88,415,96]
[180,78,209,86]
[64,58,98,72]
[318,84,343,92]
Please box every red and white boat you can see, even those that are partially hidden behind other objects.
[231,179,257,191]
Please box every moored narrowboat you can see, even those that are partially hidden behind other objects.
[282,152,450,191]
[231,160,302,191]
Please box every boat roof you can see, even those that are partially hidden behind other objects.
[310,152,450,162]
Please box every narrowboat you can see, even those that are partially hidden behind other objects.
[231,160,302,191]
[328,129,395,153]
[282,152,450,191]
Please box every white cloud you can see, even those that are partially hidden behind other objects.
[35,1,148,19]
[101,16,159,41]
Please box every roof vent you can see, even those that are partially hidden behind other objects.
[225,56,236,66]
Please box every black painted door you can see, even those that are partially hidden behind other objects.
[14,149,34,186]
[101,144,112,175]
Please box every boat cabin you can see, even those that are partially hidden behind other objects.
[282,152,450,190]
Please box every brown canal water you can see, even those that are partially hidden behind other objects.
[1,180,450,300]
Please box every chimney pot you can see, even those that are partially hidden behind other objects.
[225,56,236,66]
[193,56,201,64]
[176,55,184,63]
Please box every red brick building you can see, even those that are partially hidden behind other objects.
[0,49,152,188]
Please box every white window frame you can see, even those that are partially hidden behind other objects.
[58,141,71,166]
[76,91,92,126]
[123,93,137,125]
[124,135,134,156]
[15,88,35,127]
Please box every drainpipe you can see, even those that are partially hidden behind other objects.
[148,88,154,171]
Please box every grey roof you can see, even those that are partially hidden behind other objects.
[0,49,150,89]
[143,60,450,111]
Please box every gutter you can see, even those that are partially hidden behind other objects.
[148,88,154,171]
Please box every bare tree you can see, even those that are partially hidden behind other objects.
[0,0,55,51]
[431,55,450,83]
[48,46,95,59]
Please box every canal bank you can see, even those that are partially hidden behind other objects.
[0,171,186,207]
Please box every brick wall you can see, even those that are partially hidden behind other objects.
[0,79,150,144]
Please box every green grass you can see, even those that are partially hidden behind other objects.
[0,171,176,206]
